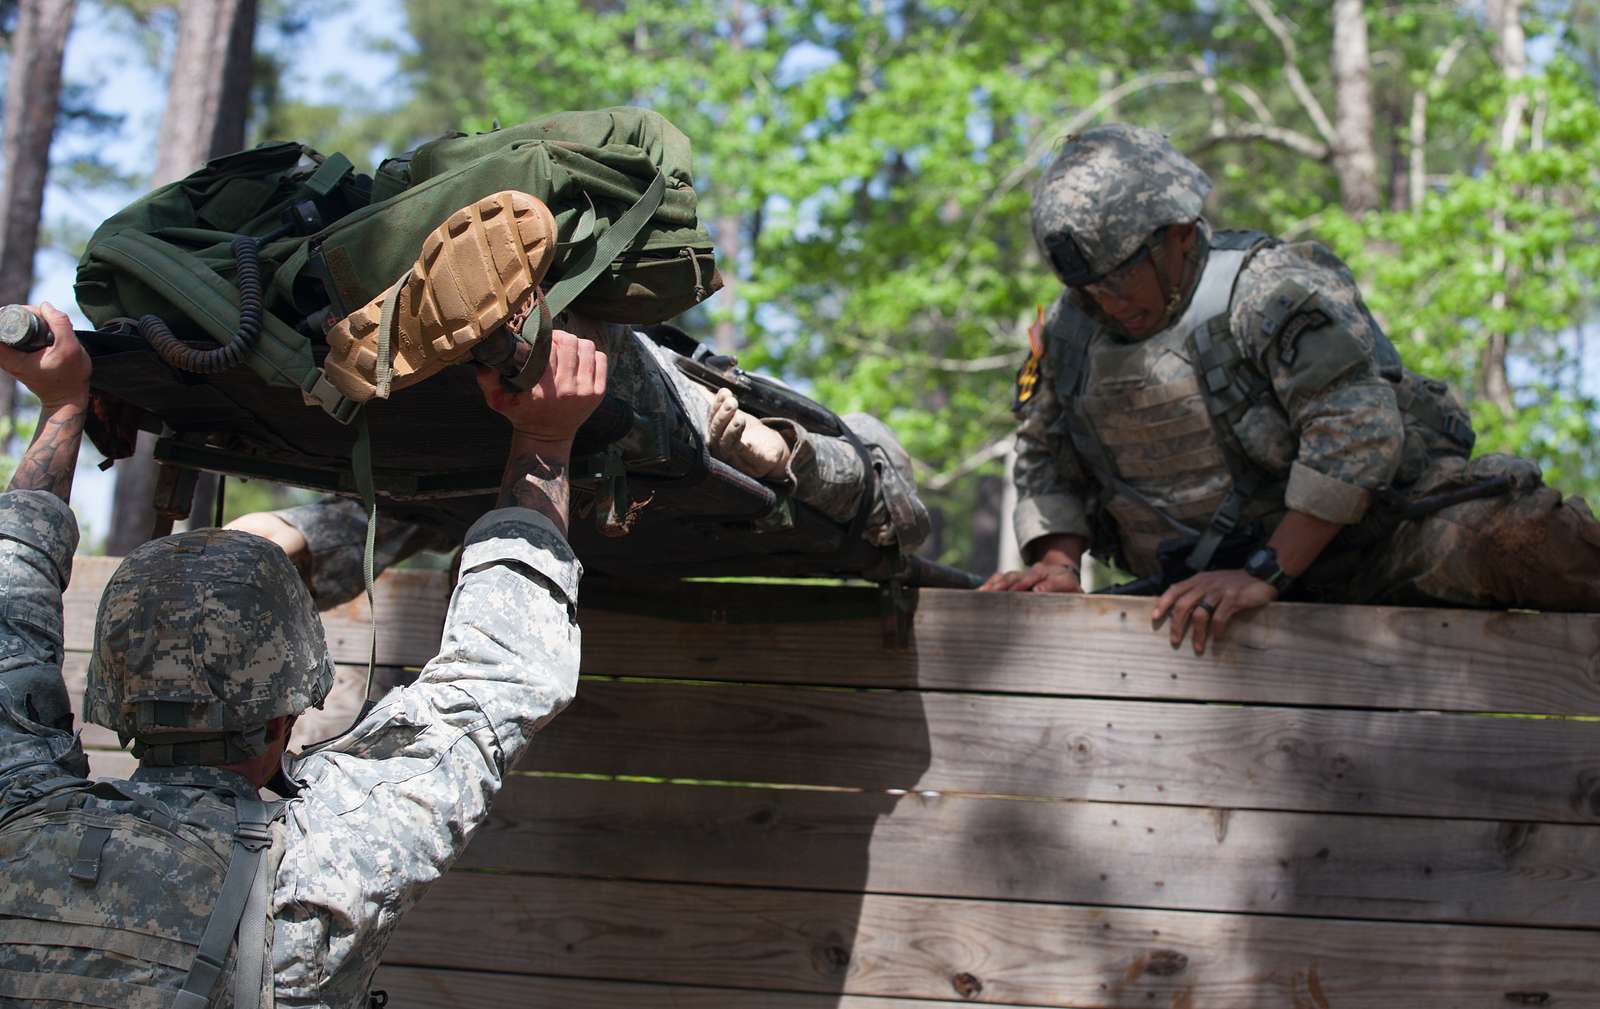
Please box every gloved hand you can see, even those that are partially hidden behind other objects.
[707,388,792,480]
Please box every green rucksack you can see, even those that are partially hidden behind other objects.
[74,106,720,422]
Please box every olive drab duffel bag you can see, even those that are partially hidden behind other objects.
[73,106,721,423]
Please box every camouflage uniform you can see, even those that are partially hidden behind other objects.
[608,327,929,549]
[272,324,930,611]
[1016,124,1600,610]
[274,496,452,610]
[0,490,583,1006]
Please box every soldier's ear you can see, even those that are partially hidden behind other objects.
[265,715,295,745]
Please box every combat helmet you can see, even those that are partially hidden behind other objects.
[1030,124,1211,288]
[84,528,333,766]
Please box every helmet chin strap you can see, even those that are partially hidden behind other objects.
[1151,226,1209,331]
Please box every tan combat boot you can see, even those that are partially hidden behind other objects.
[323,190,558,402]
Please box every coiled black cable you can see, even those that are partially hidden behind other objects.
[138,234,264,374]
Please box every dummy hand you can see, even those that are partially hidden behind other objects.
[707,388,791,479]
[1151,569,1277,655]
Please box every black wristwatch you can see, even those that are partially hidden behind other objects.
[1243,546,1295,596]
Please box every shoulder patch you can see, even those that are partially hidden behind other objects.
[1259,280,1330,366]
[1013,306,1045,409]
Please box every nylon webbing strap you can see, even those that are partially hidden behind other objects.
[1186,314,1282,571]
[543,171,667,317]
[352,411,380,710]
[230,818,275,1009]
[373,273,408,400]
[171,798,274,1009]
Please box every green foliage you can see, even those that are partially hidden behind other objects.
[1325,56,1600,494]
[47,0,1573,571]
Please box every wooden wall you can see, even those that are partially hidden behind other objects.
[61,558,1600,1008]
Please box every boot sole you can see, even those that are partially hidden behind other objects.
[324,191,558,402]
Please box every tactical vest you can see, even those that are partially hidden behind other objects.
[0,769,283,1009]
[1047,230,1473,577]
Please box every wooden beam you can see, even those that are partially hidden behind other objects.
[520,680,1600,823]
[384,872,1600,1007]
[63,557,1600,716]
[61,654,416,753]
[461,776,1600,928]
[578,587,1600,716]
[373,967,1054,1009]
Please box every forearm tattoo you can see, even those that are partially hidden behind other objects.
[10,405,85,501]
[498,451,570,536]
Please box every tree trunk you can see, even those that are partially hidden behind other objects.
[710,0,744,356]
[1481,0,1525,414]
[0,0,78,453]
[107,0,259,554]
[1329,0,1380,215]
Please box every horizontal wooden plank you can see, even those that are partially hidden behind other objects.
[523,681,1600,822]
[386,872,1600,1008]
[65,556,449,670]
[579,585,1600,715]
[62,653,414,753]
[462,776,1600,928]
[374,967,1048,1009]
[65,557,1600,715]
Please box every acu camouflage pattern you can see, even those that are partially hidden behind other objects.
[0,492,586,1006]
[276,497,452,610]
[1014,236,1407,572]
[0,765,279,1009]
[1031,124,1211,284]
[267,323,932,608]
[609,325,931,549]
[1014,133,1600,607]
[85,529,334,741]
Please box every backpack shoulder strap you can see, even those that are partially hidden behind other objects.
[171,796,283,1009]
[1184,244,1291,569]
[542,170,667,317]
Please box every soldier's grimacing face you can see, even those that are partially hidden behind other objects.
[1081,224,1196,339]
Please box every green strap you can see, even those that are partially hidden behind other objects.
[171,798,275,1009]
[373,274,407,399]
[304,152,354,196]
[543,170,666,317]
[1186,314,1285,570]
[352,411,380,706]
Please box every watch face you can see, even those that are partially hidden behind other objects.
[1244,547,1278,580]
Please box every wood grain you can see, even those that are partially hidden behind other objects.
[580,586,1600,715]
[463,775,1600,928]
[385,872,1600,1008]
[65,557,449,670]
[521,680,1600,822]
[60,654,415,753]
[373,967,1056,1009]
[64,557,1600,715]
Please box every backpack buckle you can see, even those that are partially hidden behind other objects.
[302,371,360,425]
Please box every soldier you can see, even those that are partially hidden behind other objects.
[232,310,931,611]
[0,282,606,1009]
[980,124,1600,650]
